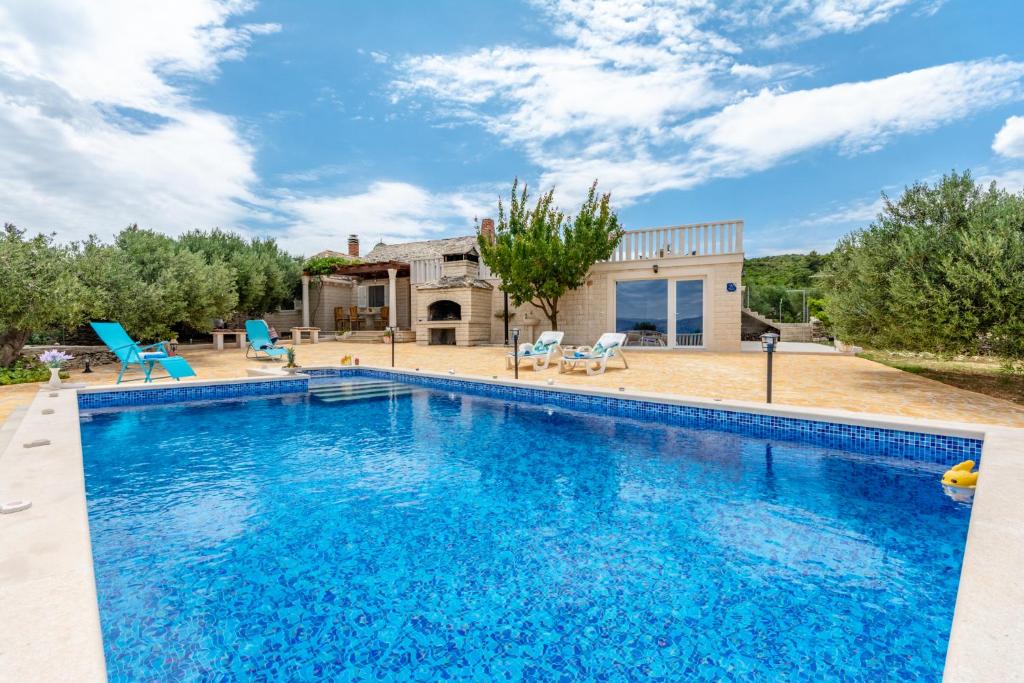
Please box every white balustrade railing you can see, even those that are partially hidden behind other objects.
[409,220,742,283]
[410,258,442,284]
[410,258,495,284]
[609,220,743,262]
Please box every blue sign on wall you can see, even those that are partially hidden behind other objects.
[726,282,737,292]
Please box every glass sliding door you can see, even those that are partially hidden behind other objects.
[615,280,668,346]
[675,280,704,347]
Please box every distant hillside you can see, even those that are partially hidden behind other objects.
[743,252,830,290]
[742,251,831,323]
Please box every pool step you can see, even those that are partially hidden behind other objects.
[309,382,417,404]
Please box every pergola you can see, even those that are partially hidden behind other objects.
[299,260,410,329]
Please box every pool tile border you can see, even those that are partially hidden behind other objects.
[77,376,308,410]
[74,367,983,464]
[306,367,982,465]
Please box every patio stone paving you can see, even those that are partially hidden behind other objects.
[2,341,1023,427]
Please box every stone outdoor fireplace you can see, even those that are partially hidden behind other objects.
[429,328,457,345]
[427,299,462,322]
[416,246,493,346]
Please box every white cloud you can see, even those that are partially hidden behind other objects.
[393,0,790,158]
[992,116,1024,158]
[519,59,1024,208]
[397,45,727,148]
[277,181,495,255]
[977,168,1024,192]
[758,0,919,47]
[679,59,1024,177]
[0,0,276,241]
[393,1,1019,209]
[794,196,885,227]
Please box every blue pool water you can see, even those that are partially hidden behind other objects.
[81,379,971,681]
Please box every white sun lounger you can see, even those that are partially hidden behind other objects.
[558,333,629,376]
[506,330,565,370]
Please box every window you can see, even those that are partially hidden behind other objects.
[675,280,703,347]
[615,280,668,346]
[614,277,705,348]
[367,285,386,308]
[277,297,300,312]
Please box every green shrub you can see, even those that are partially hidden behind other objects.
[303,255,360,276]
[826,171,1024,358]
[0,356,69,386]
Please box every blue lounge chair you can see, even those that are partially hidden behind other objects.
[91,322,197,384]
[245,320,288,359]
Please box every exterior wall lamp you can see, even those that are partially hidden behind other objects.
[652,264,659,274]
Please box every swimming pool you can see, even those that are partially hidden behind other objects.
[81,376,971,680]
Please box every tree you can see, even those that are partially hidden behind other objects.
[825,171,1024,358]
[0,224,84,366]
[75,237,165,339]
[179,229,302,317]
[113,225,238,337]
[479,179,622,329]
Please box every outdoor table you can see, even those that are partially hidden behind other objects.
[211,329,246,351]
[291,327,321,344]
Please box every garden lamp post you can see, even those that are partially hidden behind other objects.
[503,291,510,346]
[389,325,397,367]
[511,327,520,379]
[760,332,779,403]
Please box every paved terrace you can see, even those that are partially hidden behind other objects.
[3,342,1024,428]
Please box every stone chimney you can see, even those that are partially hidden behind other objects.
[347,234,359,257]
[479,218,495,243]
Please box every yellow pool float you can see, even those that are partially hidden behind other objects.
[941,460,979,489]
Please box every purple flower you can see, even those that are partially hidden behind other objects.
[38,349,74,368]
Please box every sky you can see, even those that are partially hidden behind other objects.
[2,0,1023,257]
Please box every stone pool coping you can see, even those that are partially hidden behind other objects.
[0,368,1019,681]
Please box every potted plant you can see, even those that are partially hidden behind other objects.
[284,347,299,374]
[382,328,393,344]
[38,349,73,388]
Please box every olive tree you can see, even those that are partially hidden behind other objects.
[179,229,302,317]
[825,171,1024,358]
[0,224,84,366]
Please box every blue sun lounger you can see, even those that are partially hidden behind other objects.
[245,319,288,359]
[91,321,197,384]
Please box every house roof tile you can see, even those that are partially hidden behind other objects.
[363,235,478,263]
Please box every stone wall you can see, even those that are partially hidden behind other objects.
[21,345,117,369]
[480,253,743,351]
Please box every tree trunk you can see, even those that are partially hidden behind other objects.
[532,297,559,330]
[0,328,29,368]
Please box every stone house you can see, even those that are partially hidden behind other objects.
[270,219,744,351]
